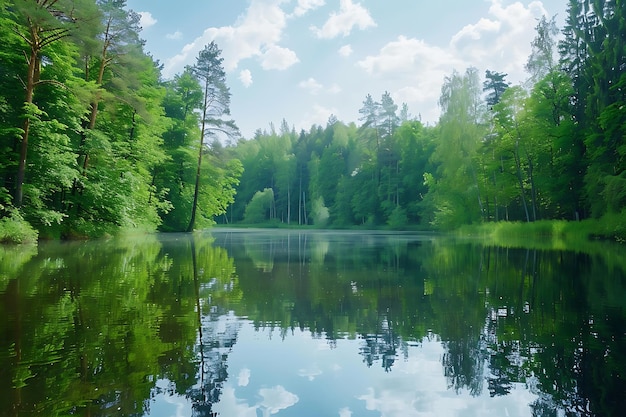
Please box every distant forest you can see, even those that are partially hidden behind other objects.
[1,0,624,240]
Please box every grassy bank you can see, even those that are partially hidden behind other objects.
[456,213,626,250]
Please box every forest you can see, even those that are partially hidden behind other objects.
[1,0,625,242]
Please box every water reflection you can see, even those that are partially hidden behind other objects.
[0,230,625,416]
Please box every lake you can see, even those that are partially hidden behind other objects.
[1,229,625,416]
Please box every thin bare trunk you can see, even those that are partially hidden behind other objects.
[187,80,209,232]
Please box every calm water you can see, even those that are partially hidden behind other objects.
[1,229,625,417]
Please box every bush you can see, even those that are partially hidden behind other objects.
[387,206,408,230]
[244,188,274,224]
[0,210,38,244]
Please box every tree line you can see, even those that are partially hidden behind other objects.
[227,3,625,231]
[1,1,624,240]
[0,0,241,241]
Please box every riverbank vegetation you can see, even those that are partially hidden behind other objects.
[0,0,242,242]
[1,1,624,243]
[456,216,626,250]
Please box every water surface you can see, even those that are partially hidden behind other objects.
[1,229,625,416]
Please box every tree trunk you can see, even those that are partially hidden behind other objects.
[187,81,209,232]
[527,156,537,221]
[514,144,530,222]
[15,44,39,207]
[298,171,302,225]
[287,181,291,225]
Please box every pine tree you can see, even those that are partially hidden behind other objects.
[483,70,509,107]
[187,41,239,231]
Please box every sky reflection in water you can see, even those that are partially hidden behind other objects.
[2,230,625,416]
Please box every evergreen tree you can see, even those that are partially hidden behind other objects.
[379,91,399,138]
[187,42,239,231]
[483,70,509,107]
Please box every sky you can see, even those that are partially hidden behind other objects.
[124,0,567,139]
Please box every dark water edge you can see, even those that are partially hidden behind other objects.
[1,229,625,416]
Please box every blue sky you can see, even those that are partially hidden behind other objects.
[125,0,567,139]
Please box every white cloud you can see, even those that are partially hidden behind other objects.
[353,0,553,125]
[298,104,337,130]
[258,386,299,415]
[449,0,549,81]
[292,0,326,17]
[215,384,297,417]
[166,31,183,40]
[357,36,461,112]
[215,386,258,417]
[339,407,352,417]
[311,0,376,39]
[450,17,501,45]
[358,36,459,76]
[163,0,295,77]
[238,368,251,386]
[299,79,342,96]
[298,365,323,381]
[338,44,353,57]
[138,11,157,30]
[328,83,342,94]
[261,45,300,70]
[299,78,323,95]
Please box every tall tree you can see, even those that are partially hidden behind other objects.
[427,68,487,228]
[358,93,381,154]
[525,15,559,85]
[559,0,626,217]
[187,42,238,232]
[158,70,203,231]
[11,0,100,207]
[78,0,144,173]
[379,91,399,138]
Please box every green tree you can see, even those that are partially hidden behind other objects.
[491,86,536,222]
[77,0,144,174]
[358,93,381,155]
[187,42,239,231]
[559,0,626,218]
[379,91,399,138]
[158,70,203,231]
[244,188,274,223]
[426,68,487,228]
[483,70,509,107]
[525,15,559,85]
[10,0,100,208]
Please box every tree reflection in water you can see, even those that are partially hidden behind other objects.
[1,230,625,416]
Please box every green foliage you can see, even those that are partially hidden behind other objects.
[427,68,487,228]
[0,233,241,414]
[311,196,329,226]
[387,206,408,230]
[0,209,38,244]
[0,1,242,239]
[483,70,509,106]
[458,213,626,247]
[244,188,275,224]
[0,0,624,241]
